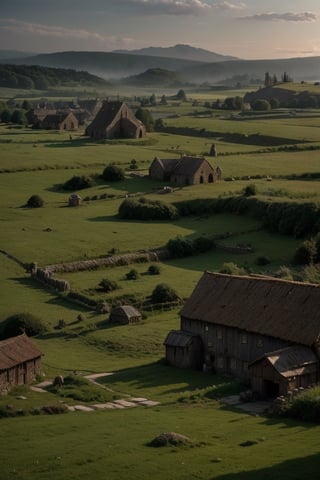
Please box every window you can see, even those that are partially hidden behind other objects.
[230,358,237,370]
[242,361,249,371]
[241,334,247,344]
[257,338,263,347]
[217,357,224,369]
[217,329,223,340]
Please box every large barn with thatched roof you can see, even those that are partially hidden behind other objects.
[149,155,220,186]
[0,334,43,394]
[85,101,146,139]
[165,271,320,397]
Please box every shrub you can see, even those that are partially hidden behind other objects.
[219,263,246,275]
[193,236,216,253]
[293,239,317,265]
[243,184,257,197]
[255,256,271,266]
[99,278,119,292]
[151,283,180,304]
[119,197,179,220]
[102,165,125,182]
[125,269,139,280]
[148,264,160,275]
[285,386,320,422]
[275,266,293,281]
[167,237,195,258]
[63,175,94,190]
[26,194,44,208]
[1,312,47,339]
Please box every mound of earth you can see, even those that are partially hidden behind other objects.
[148,432,192,447]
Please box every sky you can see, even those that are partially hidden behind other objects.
[1,0,320,59]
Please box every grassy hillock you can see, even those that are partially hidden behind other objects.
[121,68,184,86]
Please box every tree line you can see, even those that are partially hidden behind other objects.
[0,64,107,90]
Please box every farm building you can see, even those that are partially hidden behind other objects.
[109,305,142,324]
[39,112,78,130]
[77,98,102,117]
[165,272,320,397]
[149,156,220,186]
[85,101,146,140]
[164,331,203,369]
[68,193,82,207]
[0,334,43,394]
[249,345,319,397]
[27,108,57,125]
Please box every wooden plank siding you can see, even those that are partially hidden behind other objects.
[181,317,290,378]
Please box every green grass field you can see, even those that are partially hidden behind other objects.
[1,86,320,480]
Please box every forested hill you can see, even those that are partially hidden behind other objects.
[0,64,108,89]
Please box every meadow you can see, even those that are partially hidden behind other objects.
[1,86,320,479]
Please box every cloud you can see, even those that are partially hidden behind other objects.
[240,11,317,22]
[0,19,133,47]
[115,0,245,16]
[212,1,246,11]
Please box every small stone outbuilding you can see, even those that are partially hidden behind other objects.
[149,156,220,186]
[68,193,81,206]
[40,112,78,130]
[109,305,142,324]
[0,334,43,394]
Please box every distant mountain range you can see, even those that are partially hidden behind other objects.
[113,44,238,63]
[0,50,38,60]
[1,45,320,85]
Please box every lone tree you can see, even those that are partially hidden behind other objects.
[135,108,154,132]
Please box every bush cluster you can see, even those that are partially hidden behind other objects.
[174,197,320,238]
[98,278,119,292]
[119,197,179,220]
[293,233,320,265]
[283,386,320,422]
[151,283,180,304]
[63,175,94,190]
[167,235,216,258]
[125,269,139,280]
[1,313,47,339]
[102,165,125,182]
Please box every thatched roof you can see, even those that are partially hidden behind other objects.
[153,157,180,173]
[250,345,319,378]
[164,330,197,347]
[180,271,320,346]
[111,305,141,319]
[173,156,211,176]
[0,334,43,370]
[86,101,144,133]
[152,156,214,176]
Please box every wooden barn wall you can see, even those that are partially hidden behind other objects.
[166,339,203,369]
[0,357,42,394]
[250,360,319,397]
[181,317,290,378]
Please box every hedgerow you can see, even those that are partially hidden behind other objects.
[119,197,179,220]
